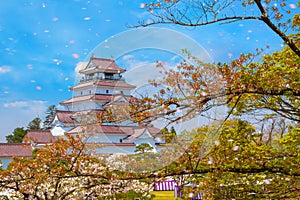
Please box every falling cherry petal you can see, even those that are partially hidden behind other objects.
[72,53,80,59]
[140,3,147,8]
[27,65,33,70]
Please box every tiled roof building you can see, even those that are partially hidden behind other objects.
[0,143,33,168]
[46,56,163,154]
[0,143,32,157]
[24,130,55,145]
[0,56,164,168]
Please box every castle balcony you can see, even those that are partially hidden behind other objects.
[80,76,125,83]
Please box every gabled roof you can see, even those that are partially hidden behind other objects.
[60,95,96,105]
[68,124,161,136]
[95,80,136,89]
[60,94,136,105]
[68,125,133,135]
[0,143,32,157]
[124,128,149,140]
[79,57,126,74]
[24,130,55,144]
[102,93,136,107]
[56,110,75,124]
[145,126,161,135]
[70,80,136,90]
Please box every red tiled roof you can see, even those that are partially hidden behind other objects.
[79,57,126,74]
[69,80,95,90]
[70,80,136,90]
[92,94,116,101]
[68,125,133,135]
[0,143,33,157]
[125,128,147,140]
[147,127,161,135]
[94,94,137,102]
[24,130,55,144]
[56,110,75,124]
[60,94,136,105]
[60,95,95,105]
[68,124,161,136]
[123,126,161,140]
[95,80,136,89]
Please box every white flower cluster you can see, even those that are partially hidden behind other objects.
[0,158,152,199]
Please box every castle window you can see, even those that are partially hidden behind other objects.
[104,73,114,80]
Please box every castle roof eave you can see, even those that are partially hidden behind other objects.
[79,57,126,74]
[69,80,136,91]
[79,68,126,74]
[59,94,136,105]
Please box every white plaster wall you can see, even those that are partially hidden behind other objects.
[70,101,102,111]
[0,157,12,169]
[94,146,136,154]
[86,134,128,143]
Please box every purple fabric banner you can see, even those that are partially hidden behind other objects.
[154,180,176,191]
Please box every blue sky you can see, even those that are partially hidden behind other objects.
[0,0,298,141]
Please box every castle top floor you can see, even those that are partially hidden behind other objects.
[79,56,126,75]
[78,56,127,83]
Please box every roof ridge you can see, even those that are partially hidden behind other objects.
[0,143,31,145]
[92,57,114,61]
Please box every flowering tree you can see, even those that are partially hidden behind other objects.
[138,0,300,57]
[1,1,299,199]
[0,134,153,199]
[132,0,300,124]
[156,119,300,199]
[122,1,300,199]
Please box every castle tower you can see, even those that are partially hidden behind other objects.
[60,56,136,113]
[48,56,163,154]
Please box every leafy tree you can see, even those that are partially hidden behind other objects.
[161,126,177,143]
[131,1,300,124]
[160,119,300,199]
[170,126,176,136]
[135,143,154,153]
[123,2,300,199]
[5,127,27,143]
[1,2,300,199]
[27,117,42,130]
[43,105,57,129]
[128,41,299,126]
[0,134,153,199]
